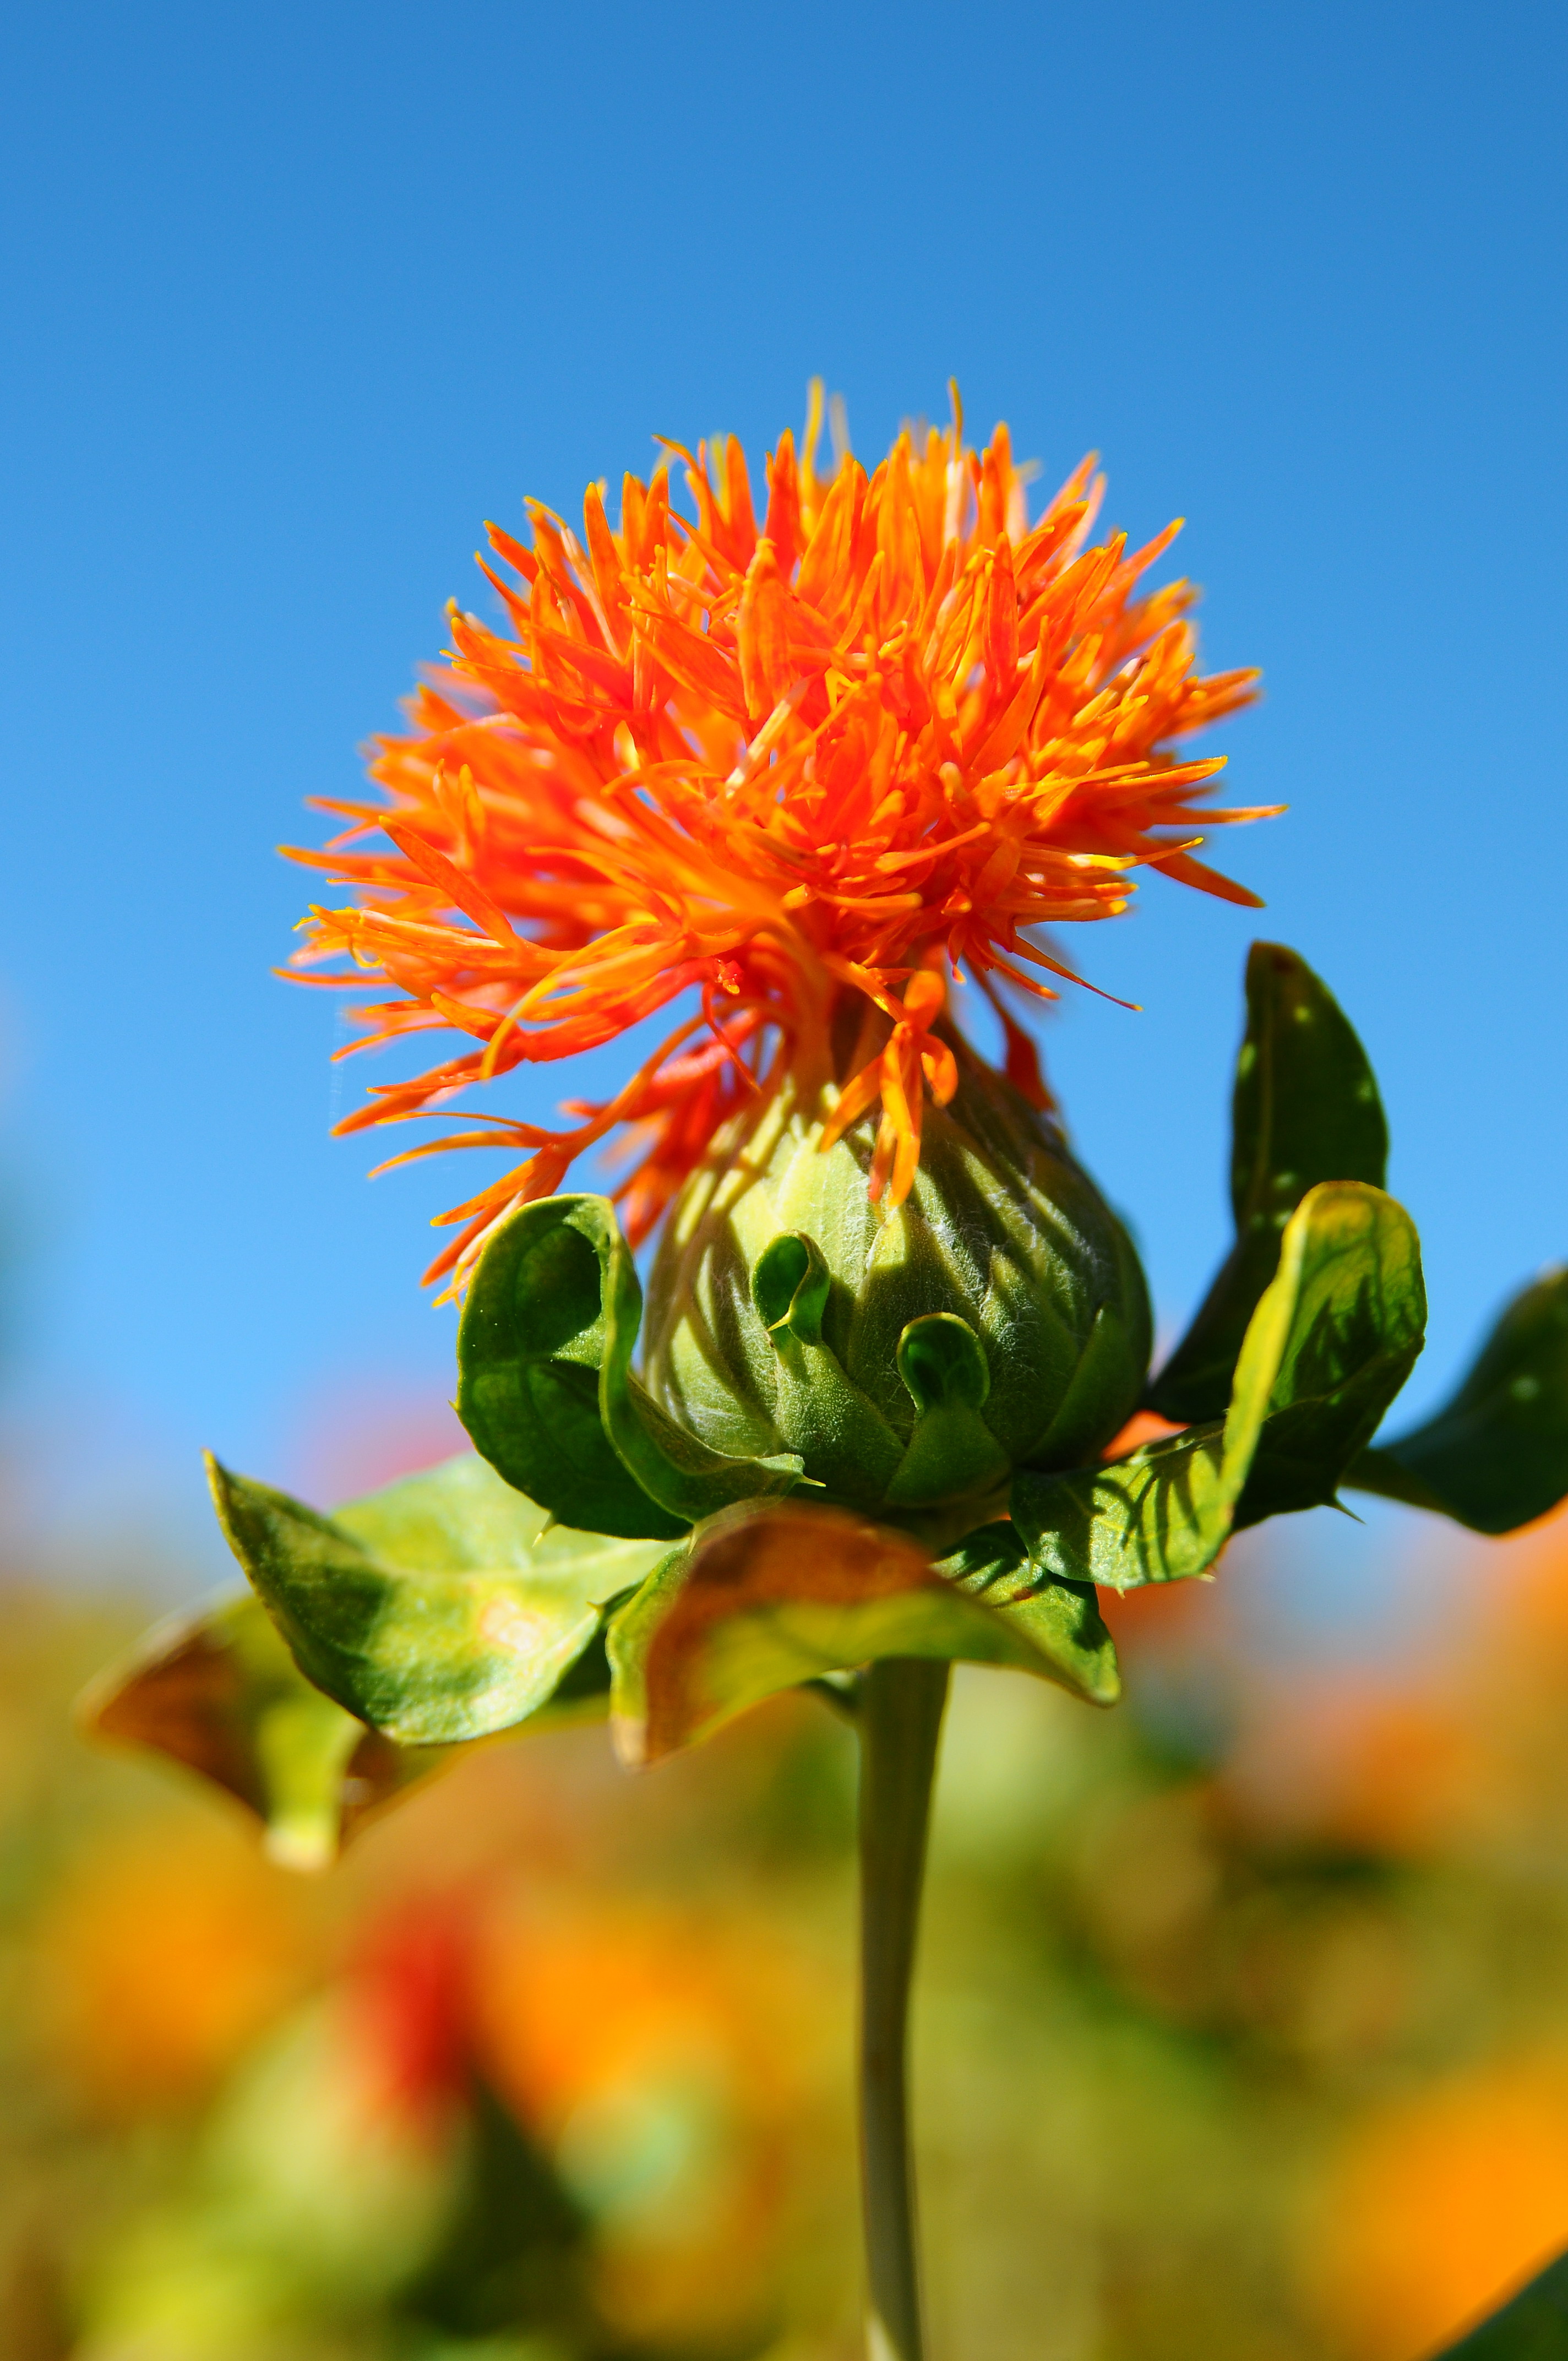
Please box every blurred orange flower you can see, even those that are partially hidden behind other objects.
[471,1898,845,2343]
[291,388,1264,1285]
[1306,2055,1568,2359]
[33,1819,317,2112]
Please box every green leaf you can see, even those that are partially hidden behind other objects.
[209,1450,668,1745]
[934,1522,1120,1704]
[1428,2245,1568,2355]
[606,1504,1104,1761]
[1149,942,1389,1423]
[1011,1422,1242,1593]
[456,1195,687,1541]
[1348,1265,1568,1533]
[1232,1178,1425,1526]
[1012,1181,1425,1587]
[459,1194,802,1537]
[77,1591,432,1869]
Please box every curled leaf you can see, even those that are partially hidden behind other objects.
[210,1450,666,1745]
[1150,943,1389,1423]
[459,1194,801,1535]
[1014,1180,1425,1587]
[608,1502,1093,1764]
[78,1591,427,1870]
[457,1194,686,1539]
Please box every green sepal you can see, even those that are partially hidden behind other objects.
[934,1521,1120,1704]
[1149,943,1389,1423]
[605,1503,1107,1761]
[77,1590,435,1869]
[456,1194,686,1541]
[1428,2244,1568,2355]
[750,1234,906,1511]
[1348,1265,1568,1533]
[885,1314,1011,1509]
[209,1450,667,1745]
[1013,1180,1425,1588]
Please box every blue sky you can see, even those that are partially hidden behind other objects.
[1,0,1564,1582]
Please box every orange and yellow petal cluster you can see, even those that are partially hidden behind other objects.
[290,388,1266,1286]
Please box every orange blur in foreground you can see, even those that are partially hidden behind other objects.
[1308,2058,1568,2360]
[290,387,1265,1285]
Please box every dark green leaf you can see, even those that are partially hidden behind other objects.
[460,1194,803,1538]
[1349,1266,1568,1533]
[456,1195,686,1541]
[1013,1181,1425,1587]
[935,1521,1120,1704]
[77,1590,433,1868]
[1429,2245,1568,2355]
[1150,943,1388,1423]
[210,1450,669,1745]
[606,1504,1098,1761]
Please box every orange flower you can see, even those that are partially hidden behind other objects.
[290,386,1267,1287]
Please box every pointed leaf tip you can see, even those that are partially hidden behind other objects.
[210,1449,666,1748]
[1350,1264,1568,1534]
[1015,1180,1425,1588]
[1150,943,1389,1424]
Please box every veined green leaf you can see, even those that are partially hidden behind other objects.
[1149,943,1388,1423]
[1349,1266,1568,1533]
[77,1591,433,1869]
[456,1195,686,1540]
[1428,2245,1568,2355]
[1013,1181,1425,1587]
[210,1450,667,1745]
[606,1503,1101,1763]
[935,1521,1119,1705]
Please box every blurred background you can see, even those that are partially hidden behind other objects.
[1,1,1566,2354]
[14,1518,1568,2359]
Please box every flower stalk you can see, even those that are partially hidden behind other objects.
[858,1656,951,2361]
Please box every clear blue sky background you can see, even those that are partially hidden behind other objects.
[1,0,1564,1584]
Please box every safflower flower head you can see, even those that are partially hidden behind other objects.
[290,385,1267,1291]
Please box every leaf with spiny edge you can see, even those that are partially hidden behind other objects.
[1148,943,1389,1424]
[209,1450,665,1747]
[1348,1265,1568,1533]
[1013,1180,1426,1589]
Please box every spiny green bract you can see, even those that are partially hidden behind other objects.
[643,1054,1152,1537]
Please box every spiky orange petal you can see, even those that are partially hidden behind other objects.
[290,390,1271,1288]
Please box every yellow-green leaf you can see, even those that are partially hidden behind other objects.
[210,1450,666,1745]
[1013,1182,1425,1587]
[1150,943,1389,1423]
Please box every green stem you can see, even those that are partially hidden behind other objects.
[858,1656,951,2361]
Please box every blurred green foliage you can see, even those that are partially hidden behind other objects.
[13,1503,1568,2357]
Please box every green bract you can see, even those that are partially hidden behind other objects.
[85,940,1568,1817]
[642,1052,1153,1537]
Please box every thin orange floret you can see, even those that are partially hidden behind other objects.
[288,386,1269,1289]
